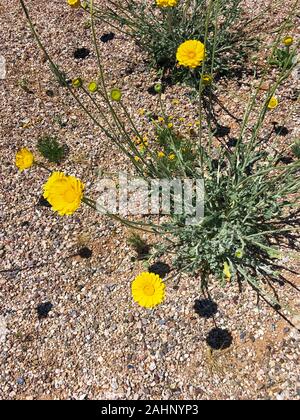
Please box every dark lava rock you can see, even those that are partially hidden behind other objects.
[37,302,53,319]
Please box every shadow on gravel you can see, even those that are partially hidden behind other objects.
[37,196,51,208]
[73,47,90,60]
[149,262,170,278]
[100,32,115,43]
[272,122,289,136]
[194,298,218,319]
[206,328,233,350]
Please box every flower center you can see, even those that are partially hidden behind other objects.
[188,50,196,59]
[143,284,155,296]
[64,188,77,203]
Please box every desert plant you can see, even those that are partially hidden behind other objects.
[291,139,300,159]
[82,0,258,86]
[19,0,299,313]
[128,233,150,259]
[270,45,297,69]
[37,135,66,164]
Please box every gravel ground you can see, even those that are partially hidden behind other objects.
[0,0,299,400]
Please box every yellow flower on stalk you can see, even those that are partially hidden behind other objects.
[168,153,176,161]
[15,148,34,171]
[43,172,84,216]
[283,36,293,46]
[267,96,278,109]
[138,108,146,116]
[156,0,178,7]
[167,123,173,129]
[158,117,165,123]
[72,77,83,88]
[158,151,165,158]
[202,74,212,86]
[88,82,98,93]
[235,249,244,259]
[132,272,165,308]
[134,156,141,162]
[223,262,231,281]
[176,40,205,69]
[139,145,146,153]
[110,88,122,102]
[67,0,81,8]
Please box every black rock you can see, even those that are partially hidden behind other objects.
[37,302,53,319]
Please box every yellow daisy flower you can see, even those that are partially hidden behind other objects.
[168,153,176,161]
[158,151,165,158]
[132,272,165,308]
[15,148,34,171]
[156,0,178,7]
[43,172,84,216]
[267,96,278,109]
[67,0,81,8]
[283,36,293,46]
[176,40,205,69]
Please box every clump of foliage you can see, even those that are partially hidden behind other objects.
[18,78,34,94]
[291,139,300,159]
[37,135,65,164]
[270,46,297,69]
[20,0,299,311]
[84,0,257,86]
[128,233,150,260]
